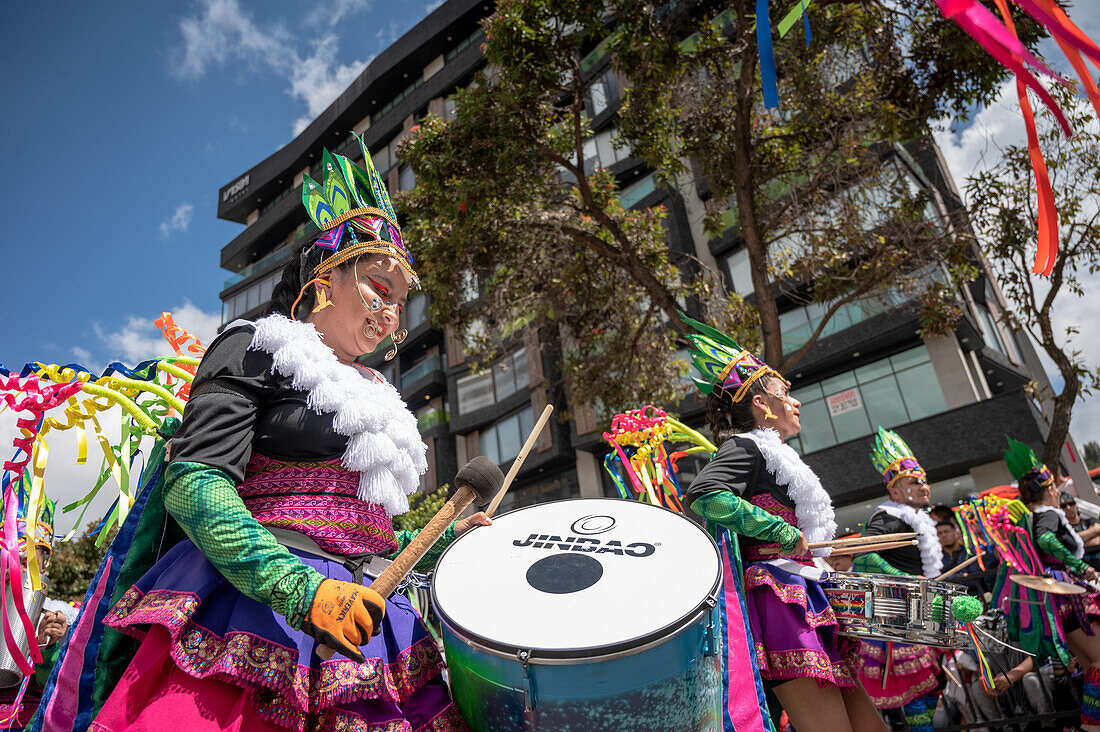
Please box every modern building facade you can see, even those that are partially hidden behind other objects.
[215,0,1093,526]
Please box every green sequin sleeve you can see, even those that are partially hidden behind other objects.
[690,490,801,552]
[1036,530,1092,576]
[34,642,61,687]
[852,551,906,575]
[163,461,326,629]
[390,522,459,573]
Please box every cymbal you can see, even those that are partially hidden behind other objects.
[1009,573,1086,595]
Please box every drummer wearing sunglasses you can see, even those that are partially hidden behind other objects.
[679,317,886,732]
[853,428,946,731]
[1003,438,1100,731]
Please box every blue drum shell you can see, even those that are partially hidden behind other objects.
[440,606,722,732]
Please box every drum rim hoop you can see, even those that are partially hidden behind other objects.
[430,497,722,661]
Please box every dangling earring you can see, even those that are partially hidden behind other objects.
[762,404,778,421]
[312,288,334,313]
[364,322,378,338]
[384,329,407,361]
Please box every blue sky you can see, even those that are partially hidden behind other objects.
[1,1,1099,531]
[0,0,443,372]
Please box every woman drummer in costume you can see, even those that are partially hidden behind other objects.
[996,438,1100,730]
[91,138,489,732]
[680,317,885,732]
[851,427,944,732]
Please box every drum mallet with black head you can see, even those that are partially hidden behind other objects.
[316,456,503,660]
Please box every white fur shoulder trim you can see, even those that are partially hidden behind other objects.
[249,315,427,517]
[1034,505,1086,559]
[740,428,837,546]
[875,501,943,577]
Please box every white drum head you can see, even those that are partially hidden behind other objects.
[431,498,721,659]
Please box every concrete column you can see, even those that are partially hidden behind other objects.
[968,461,1014,492]
[674,157,719,274]
[924,334,981,409]
[575,449,604,498]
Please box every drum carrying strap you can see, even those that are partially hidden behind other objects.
[268,528,391,585]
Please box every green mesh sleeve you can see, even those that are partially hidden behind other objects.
[852,551,906,575]
[690,490,801,552]
[163,461,326,629]
[390,522,459,573]
[1036,530,1092,576]
[34,642,60,687]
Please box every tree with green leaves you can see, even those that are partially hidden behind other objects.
[393,486,450,533]
[1084,441,1100,471]
[47,521,117,604]
[966,95,1100,472]
[399,0,1043,413]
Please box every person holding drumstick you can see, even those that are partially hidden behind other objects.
[90,139,489,732]
[997,438,1100,730]
[851,427,944,732]
[680,317,885,732]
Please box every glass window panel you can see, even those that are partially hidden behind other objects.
[854,359,892,384]
[457,372,494,413]
[779,306,809,332]
[820,372,857,395]
[481,426,500,465]
[245,283,259,312]
[796,398,835,453]
[595,129,616,168]
[590,77,609,116]
[399,165,416,191]
[829,392,872,443]
[372,145,390,173]
[890,346,929,372]
[518,406,534,437]
[512,348,529,392]
[896,362,947,421]
[497,413,522,463]
[725,249,751,294]
[406,294,428,329]
[861,375,909,430]
[791,382,823,404]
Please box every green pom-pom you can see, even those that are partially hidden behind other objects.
[951,595,983,624]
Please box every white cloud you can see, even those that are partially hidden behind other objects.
[92,302,220,365]
[933,74,1100,446]
[290,35,373,136]
[70,346,93,365]
[159,202,194,238]
[174,0,373,137]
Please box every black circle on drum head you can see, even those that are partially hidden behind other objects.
[526,553,603,594]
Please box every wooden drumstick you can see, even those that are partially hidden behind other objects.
[486,404,554,518]
[826,539,918,556]
[759,533,917,555]
[935,553,983,581]
[317,456,503,660]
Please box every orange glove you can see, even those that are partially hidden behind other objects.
[302,579,385,662]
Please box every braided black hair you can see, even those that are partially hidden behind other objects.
[706,377,775,447]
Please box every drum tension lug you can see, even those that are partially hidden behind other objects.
[702,598,718,657]
[517,650,537,713]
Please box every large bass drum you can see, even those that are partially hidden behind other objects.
[432,498,722,731]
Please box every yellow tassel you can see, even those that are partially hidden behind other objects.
[312,288,334,313]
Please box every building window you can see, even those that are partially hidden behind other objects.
[586,70,618,118]
[722,248,752,294]
[402,351,443,385]
[788,345,948,455]
[405,293,429,330]
[480,407,536,466]
[399,164,416,191]
[222,270,281,323]
[455,348,530,414]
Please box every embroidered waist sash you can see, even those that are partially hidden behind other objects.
[742,493,812,565]
[238,453,397,557]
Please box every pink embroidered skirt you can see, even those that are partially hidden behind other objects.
[856,640,942,708]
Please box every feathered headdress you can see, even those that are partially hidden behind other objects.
[301,134,418,286]
[1004,436,1052,486]
[681,313,784,401]
[869,426,926,490]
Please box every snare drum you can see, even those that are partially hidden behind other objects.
[822,572,969,647]
[432,498,722,731]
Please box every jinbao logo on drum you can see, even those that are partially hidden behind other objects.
[512,514,656,557]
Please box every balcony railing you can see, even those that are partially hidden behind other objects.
[402,354,443,385]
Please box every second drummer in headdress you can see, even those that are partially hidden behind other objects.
[680,316,885,732]
[852,427,945,732]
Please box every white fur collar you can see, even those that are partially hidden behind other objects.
[875,501,943,577]
[1034,505,1085,559]
[740,428,837,546]
[249,314,426,517]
